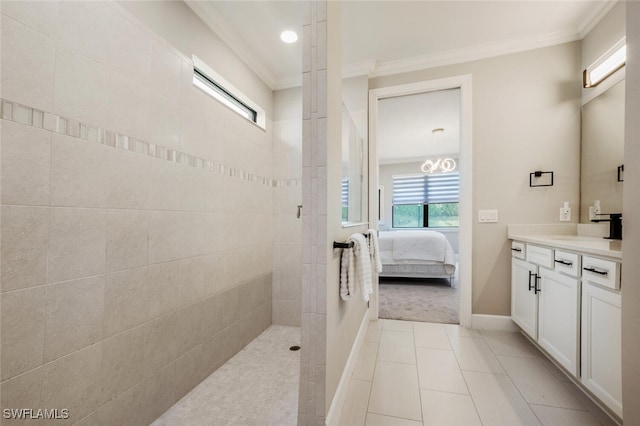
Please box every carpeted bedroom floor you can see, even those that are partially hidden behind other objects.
[378,277,459,324]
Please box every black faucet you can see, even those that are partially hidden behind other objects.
[592,213,623,240]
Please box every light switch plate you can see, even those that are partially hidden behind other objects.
[478,209,499,223]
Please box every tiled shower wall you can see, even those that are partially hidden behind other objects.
[273,88,303,327]
[0,1,273,424]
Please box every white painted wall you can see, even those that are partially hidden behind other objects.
[370,42,582,315]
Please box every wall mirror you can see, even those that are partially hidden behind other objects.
[341,103,366,225]
[580,79,625,222]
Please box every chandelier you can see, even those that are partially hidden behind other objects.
[421,128,457,173]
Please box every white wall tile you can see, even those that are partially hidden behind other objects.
[44,275,105,363]
[47,207,106,283]
[146,159,185,211]
[147,261,181,318]
[0,286,47,381]
[177,257,207,308]
[109,72,151,141]
[58,1,113,65]
[0,121,51,206]
[104,266,150,338]
[147,95,184,151]
[41,343,102,423]
[148,42,182,102]
[0,366,43,426]
[0,0,60,40]
[105,148,150,210]
[0,15,56,112]
[108,11,152,84]
[148,210,183,264]
[53,46,111,130]
[100,324,147,404]
[0,206,49,292]
[143,313,180,376]
[201,253,225,297]
[50,133,110,208]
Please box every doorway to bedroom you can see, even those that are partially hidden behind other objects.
[369,77,472,325]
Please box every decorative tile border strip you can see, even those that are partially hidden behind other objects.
[0,98,300,188]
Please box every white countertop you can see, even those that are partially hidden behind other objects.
[508,234,622,260]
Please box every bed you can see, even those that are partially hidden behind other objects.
[378,230,456,284]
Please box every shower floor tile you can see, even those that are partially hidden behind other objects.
[153,325,300,426]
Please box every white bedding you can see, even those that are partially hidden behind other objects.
[379,231,456,276]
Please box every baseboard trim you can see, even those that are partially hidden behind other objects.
[326,311,370,426]
[471,314,518,331]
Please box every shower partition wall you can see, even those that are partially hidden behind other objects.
[0,1,273,423]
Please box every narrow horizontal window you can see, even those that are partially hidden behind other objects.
[194,68,257,122]
[583,38,626,88]
[192,56,265,129]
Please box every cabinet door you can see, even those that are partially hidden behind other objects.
[538,269,579,375]
[581,282,622,418]
[511,258,538,339]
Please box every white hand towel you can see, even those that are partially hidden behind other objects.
[340,246,354,301]
[366,229,383,273]
[349,233,373,302]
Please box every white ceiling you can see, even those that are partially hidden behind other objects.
[186,0,615,165]
[186,0,616,90]
[378,89,461,163]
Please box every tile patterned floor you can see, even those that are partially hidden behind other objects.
[339,319,618,426]
[153,326,300,426]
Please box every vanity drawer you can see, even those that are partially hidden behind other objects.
[554,250,581,277]
[582,256,620,290]
[526,245,554,269]
[511,242,525,259]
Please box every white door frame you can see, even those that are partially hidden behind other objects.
[368,74,473,327]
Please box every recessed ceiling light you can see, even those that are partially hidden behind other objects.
[280,30,298,44]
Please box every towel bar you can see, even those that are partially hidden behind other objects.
[333,233,370,249]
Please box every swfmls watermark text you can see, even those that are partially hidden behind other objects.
[3,409,69,420]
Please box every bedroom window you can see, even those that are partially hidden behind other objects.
[392,173,459,228]
[341,178,349,222]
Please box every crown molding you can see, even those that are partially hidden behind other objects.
[184,1,276,90]
[369,29,582,79]
[273,75,302,91]
[577,0,619,38]
[273,60,375,91]
[342,60,377,79]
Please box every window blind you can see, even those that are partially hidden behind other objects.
[392,172,460,205]
[341,178,349,207]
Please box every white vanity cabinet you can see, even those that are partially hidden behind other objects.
[511,243,580,375]
[582,279,623,418]
[538,267,580,375]
[511,257,539,338]
[510,236,623,420]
